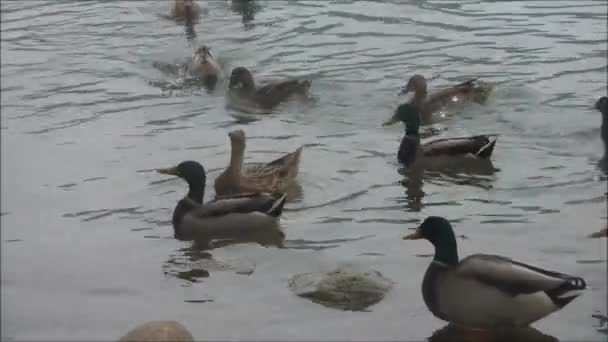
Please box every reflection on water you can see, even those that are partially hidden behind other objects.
[230,0,260,25]
[429,324,557,342]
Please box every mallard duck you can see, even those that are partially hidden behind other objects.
[403,216,587,329]
[384,74,494,125]
[171,0,201,20]
[228,66,311,111]
[384,103,497,168]
[596,96,607,159]
[214,129,303,196]
[190,45,222,88]
[156,161,287,240]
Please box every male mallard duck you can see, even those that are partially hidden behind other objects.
[171,0,201,20]
[384,103,497,168]
[384,74,494,125]
[596,96,608,159]
[403,216,587,329]
[156,161,287,240]
[214,129,303,196]
[228,66,311,111]
[191,45,222,88]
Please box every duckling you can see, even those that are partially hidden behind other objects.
[385,74,494,125]
[191,45,222,88]
[156,161,287,240]
[596,96,608,160]
[228,66,311,111]
[404,216,587,329]
[384,103,497,169]
[171,0,201,20]
[214,129,303,197]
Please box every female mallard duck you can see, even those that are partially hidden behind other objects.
[171,0,201,20]
[384,103,497,169]
[191,45,222,88]
[384,74,494,125]
[214,129,303,196]
[403,216,587,329]
[156,160,287,240]
[228,66,311,111]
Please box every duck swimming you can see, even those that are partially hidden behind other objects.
[384,74,494,125]
[171,0,201,20]
[156,161,287,241]
[190,45,222,88]
[228,67,311,111]
[596,96,608,161]
[214,129,303,197]
[403,216,587,329]
[384,103,497,169]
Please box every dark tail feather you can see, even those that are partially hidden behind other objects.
[546,276,587,308]
[475,137,497,159]
[266,193,288,217]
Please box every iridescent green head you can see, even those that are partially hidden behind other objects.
[383,103,421,135]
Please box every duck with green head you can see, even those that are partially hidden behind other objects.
[156,161,287,241]
[384,103,498,169]
[403,216,587,329]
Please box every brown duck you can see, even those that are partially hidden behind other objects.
[214,129,303,196]
[384,74,494,125]
[171,0,201,20]
[228,67,311,111]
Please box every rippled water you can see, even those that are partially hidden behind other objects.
[1,0,607,340]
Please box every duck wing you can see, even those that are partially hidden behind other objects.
[244,146,303,178]
[423,135,497,159]
[456,254,586,300]
[193,193,288,218]
[255,79,311,109]
[426,79,478,103]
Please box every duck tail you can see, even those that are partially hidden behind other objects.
[266,193,288,217]
[546,277,587,308]
[475,136,497,159]
[289,146,304,177]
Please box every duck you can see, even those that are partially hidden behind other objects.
[403,216,587,329]
[596,96,607,160]
[156,160,287,240]
[171,0,201,20]
[588,227,608,238]
[190,45,222,88]
[227,66,311,111]
[384,103,497,169]
[384,74,494,125]
[119,321,193,342]
[214,129,303,197]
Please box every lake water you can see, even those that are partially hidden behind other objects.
[1,0,606,341]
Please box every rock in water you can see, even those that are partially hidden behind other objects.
[289,266,394,311]
[118,320,193,342]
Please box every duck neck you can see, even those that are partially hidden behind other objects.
[413,89,427,104]
[432,231,459,266]
[186,179,205,204]
[227,143,245,178]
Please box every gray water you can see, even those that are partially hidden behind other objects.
[1,0,607,341]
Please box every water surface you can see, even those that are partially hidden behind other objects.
[1,0,607,340]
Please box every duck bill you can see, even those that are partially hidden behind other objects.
[403,228,423,240]
[156,166,179,176]
[382,113,400,127]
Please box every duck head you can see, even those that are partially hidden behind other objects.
[228,129,246,150]
[399,74,427,95]
[382,103,421,135]
[157,160,207,202]
[192,45,214,65]
[229,67,256,92]
[403,216,459,265]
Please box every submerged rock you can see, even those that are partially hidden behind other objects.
[288,266,394,311]
[118,320,193,342]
